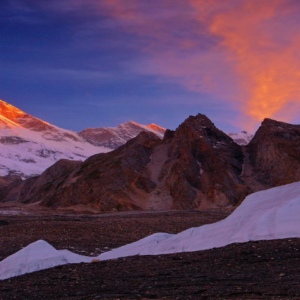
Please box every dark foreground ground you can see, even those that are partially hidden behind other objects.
[1,210,300,300]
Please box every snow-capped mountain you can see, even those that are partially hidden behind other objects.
[228,131,253,145]
[0,100,165,178]
[0,100,111,178]
[79,121,165,149]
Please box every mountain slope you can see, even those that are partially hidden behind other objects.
[0,100,111,178]
[0,100,165,178]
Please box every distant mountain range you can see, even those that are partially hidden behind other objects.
[1,108,299,212]
[0,99,253,181]
[0,100,165,179]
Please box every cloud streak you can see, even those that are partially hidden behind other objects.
[191,0,300,128]
[3,0,300,131]
[97,0,300,129]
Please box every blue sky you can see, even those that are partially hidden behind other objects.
[1,0,300,132]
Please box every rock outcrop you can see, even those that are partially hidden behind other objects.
[145,114,247,209]
[247,118,300,187]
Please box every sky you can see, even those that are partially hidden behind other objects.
[1,0,300,133]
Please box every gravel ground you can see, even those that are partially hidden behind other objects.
[1,210,300,300]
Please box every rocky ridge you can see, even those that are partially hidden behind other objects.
[1,113,299,211]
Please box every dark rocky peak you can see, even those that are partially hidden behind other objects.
[250,118,300,145]
[262,118,297,128]
[246,118,300,188]
[174,114,235,146]
[261,118,300,132]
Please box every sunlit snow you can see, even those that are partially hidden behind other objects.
[0,126,110,178]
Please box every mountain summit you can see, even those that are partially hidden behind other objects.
[0,100,55,132]
[0,100,164,179]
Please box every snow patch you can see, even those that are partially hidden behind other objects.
[0,240,93,280]
[228,131,253,145]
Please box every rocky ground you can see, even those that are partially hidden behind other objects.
[0,209,300,299]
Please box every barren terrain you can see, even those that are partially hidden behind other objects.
[1,208,300,300]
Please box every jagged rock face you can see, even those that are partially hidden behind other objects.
[79,121,165,149]
[247,118,300,187]
[149,114,247,209]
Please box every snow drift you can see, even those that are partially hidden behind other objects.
[1,181,300,280]
[0,240,93,280]
[99,181,300,259]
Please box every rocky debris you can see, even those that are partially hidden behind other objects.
[0,136,30,145]
[79,121,165,149]
[0,210,228,261]
[0,212,299,300]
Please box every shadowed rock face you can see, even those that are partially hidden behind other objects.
[164,114,247,208]
[247,118,300,188]
[2,114,300,211]
[144,114,247,210]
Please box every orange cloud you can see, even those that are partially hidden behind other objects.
[100,0,300,129]
[191,0,300,127]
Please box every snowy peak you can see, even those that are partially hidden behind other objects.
[0,99,165,179]
[79,121,165,149]
[228,131,253,146]
[0,99,81,143]
[0,100,111,178]
[0,99,52,131]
